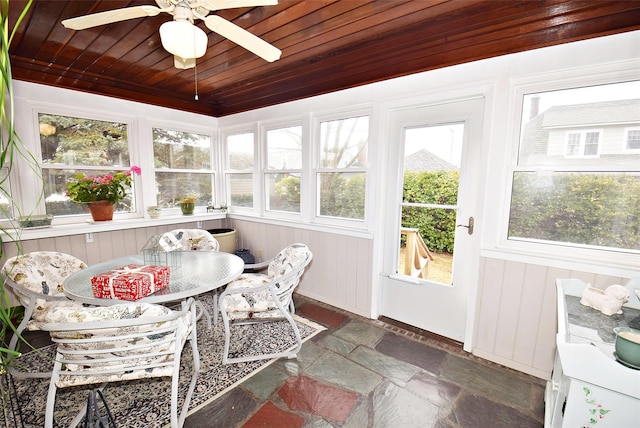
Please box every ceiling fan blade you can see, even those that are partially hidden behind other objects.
[201,0,278,11]
[204,15,281,62]
[62,5,164,30]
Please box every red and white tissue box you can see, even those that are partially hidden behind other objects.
[91,264,170,301]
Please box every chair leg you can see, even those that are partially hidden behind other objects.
[8,298,36,353]
[44,357,63,428]
[177,304,200,427]
[189,307,201,373]
[221,303,303,364]
[221,309,233,365]
[9,298,53,379]
[178,348,200,428]
[281,307,303,359]
[170,363,180,428]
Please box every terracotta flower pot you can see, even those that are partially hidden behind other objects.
[88,200,114,221]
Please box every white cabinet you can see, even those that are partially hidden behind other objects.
[545,278,640,428]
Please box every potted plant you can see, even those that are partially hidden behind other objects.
[66,166,141,221]
[179,195,196,215]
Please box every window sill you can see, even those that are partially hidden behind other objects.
[2,212,226,241]
[480,246,640,278]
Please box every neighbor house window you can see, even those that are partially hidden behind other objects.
[152,127,214,208]
[626,128,640,150]
[38,113,136,217]
[316,115,369,220]
[226,132,254,208]
[510,81,640,252]
[565,130,600,157]
[265,125,302,213]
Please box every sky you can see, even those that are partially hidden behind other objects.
[404,123,464,167]
[522,80,640,123]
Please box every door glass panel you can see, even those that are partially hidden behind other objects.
[398,123,464,285]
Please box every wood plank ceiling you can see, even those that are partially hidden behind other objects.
[8,0,640,117]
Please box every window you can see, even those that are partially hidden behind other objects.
[510,81,640,252]
[564,130,600,157]
[152,127,213,208]
[566,133,580,156]
[316,115,369,220]
[38,113,136,217]
[226,132,254,208]
[265,125,302,213]
[626,128,640,150]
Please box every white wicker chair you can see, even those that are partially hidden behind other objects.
[1,251,87,378]
[37,298,200,428]
[219,243,312,364]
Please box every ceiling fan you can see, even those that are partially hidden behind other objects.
[61,0,282,69]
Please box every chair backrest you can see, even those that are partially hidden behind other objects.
[2,251,87,305]
[37,299,194,388]
[267,243,313,300]
[170,229,219,251]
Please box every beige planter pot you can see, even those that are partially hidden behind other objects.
[208,228,237,253]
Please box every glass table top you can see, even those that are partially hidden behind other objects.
[64,252,244,305]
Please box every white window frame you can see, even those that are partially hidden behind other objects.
[624,126,640,151]
[564,129,601,158]
[25,102,141,225]
[221,125,259,214]
[148,121,216,215]
[496,71,640,272]
[260,118,305,220]
[311,109,371,229]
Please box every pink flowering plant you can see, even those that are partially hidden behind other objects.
[67,166,141,204]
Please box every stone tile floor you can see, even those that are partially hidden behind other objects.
[185,295,546,427]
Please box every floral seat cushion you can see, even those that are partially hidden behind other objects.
[222,245,311,318]
[2,251,87,323]
[36,302,191,387]
[222,273,277,316]
[170,229,219,251]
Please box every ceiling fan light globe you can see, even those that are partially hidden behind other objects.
[174,57,196,69]
[159,21,207,59]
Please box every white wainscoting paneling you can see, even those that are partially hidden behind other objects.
[230,219,373,317]
[472,256,628,378]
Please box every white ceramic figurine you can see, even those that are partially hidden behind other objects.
[580,284,630,316]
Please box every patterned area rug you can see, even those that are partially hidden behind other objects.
[11,298,325,428]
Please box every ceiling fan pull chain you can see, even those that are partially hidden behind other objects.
[194,27,199,101]
[194,62,199,101]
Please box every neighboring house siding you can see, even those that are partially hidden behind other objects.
[521,99,640,165]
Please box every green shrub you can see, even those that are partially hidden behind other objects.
[402,170,459,253]
[509,172,640,249]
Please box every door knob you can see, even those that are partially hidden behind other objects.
[456,216,474,235]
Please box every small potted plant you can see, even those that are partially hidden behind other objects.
[67,166,141,221]
[179,195,197,215]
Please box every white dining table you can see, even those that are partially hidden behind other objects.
[63,251,244,306]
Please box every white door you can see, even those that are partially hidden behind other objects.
[379,97,484,347]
